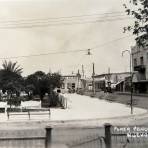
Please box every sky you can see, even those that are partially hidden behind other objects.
[0,0,136,77]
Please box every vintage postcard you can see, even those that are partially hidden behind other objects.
[0,0,147,147]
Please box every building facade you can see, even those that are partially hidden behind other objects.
[94,72,130,92]
[131,45,148,93]
[80,78,93,91]
[61,74,81,93]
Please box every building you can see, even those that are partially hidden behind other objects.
[61,73,81,93]
[94,72,131,92]
[81,78,93,91]
[131,45,148,93]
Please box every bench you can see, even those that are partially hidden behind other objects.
[7,108,50,120]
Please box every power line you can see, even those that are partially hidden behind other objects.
[0,49,86,60]
[0,17,132,29]
[0,35,133,60]
[0,14,127,26]
[71,35,133,71]
[0,11,126,24]
[91,35,133,50]
[73,54,86,71]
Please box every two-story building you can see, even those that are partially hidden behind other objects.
[131,45,148,93]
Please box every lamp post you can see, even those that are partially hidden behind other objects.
[122,50,133,114]
[92,62,95,96]
[86,49,95,96]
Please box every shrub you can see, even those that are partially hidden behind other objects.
[7,97,21,107]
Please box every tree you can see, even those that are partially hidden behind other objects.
[25,71,62,105]
[2,60,23,75]
[47,72,63,90]
[25,71,49,101]
[124,0,148,46]
[47,72,63,107]
[0,61,24,95]
[24,83,35,99]
[0,61,24,107]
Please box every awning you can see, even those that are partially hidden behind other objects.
[133,80,148,83]
[115,80,124,86]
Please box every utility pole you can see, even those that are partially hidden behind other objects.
[92,63,95,96]
[82,65,84,78]
[86,48,95,95]
[107,67,111,93]
[77,69,81,91]
[122,50,133,114]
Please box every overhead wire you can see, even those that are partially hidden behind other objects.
[0,49,86,60]
[0,11,132,29]
[0,34,133,60]
[91,34,133,50]
[71,35,133,71]
[0,11,126,23]
[0,14,127,25]
[0,17,132,29]
[0,10,135,75]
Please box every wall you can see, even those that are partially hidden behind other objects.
[131,46,148,80]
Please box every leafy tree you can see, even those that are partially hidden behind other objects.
[24,83,35,99]
[124,0,148,46]
[47,72,63,90]
[47,72,63,107]
[25,71,49,100]
[25,71,62,105]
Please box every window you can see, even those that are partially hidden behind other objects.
[140,56,144,65]
[72,83,75,88]
[62,83,65,89]
[67,83,71,89]
[134,58,137,66]
[98,83,100,89]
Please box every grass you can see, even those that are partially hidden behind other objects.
[83,91,148,110]
[94,91,148,110]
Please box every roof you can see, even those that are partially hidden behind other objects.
[62,75,78,77]
[81,78,92,82]
[94,72,130,78]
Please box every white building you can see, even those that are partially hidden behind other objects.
[61,74,81,92]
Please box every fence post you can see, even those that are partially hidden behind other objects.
[104,123,112,148]
[45,126,52,148]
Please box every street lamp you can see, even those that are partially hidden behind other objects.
[122,50,133,114]
[86,49,95,96]
[87,49,92,55]
[92,63,95,96]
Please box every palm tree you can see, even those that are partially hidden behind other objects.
[0,60,23,108]
[2,60,23,75]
